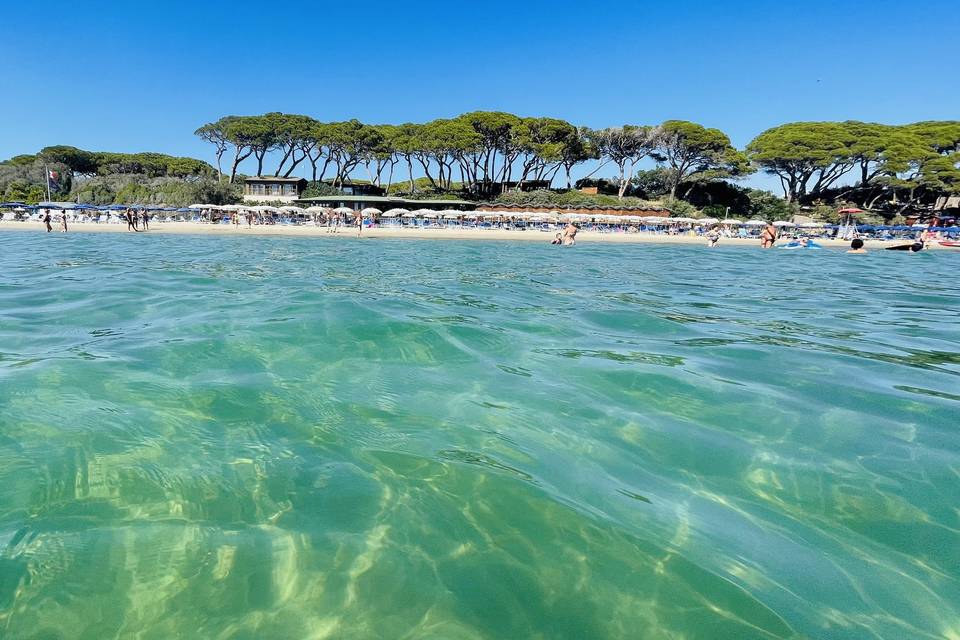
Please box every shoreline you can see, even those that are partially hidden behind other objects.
[0,221,942,249]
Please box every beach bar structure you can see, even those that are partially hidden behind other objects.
[242,176,308,203]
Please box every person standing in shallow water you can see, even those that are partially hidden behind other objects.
[761,223,778,248]
[141,210,150,230]
[43,210,52,232]
[562,222,578,246]
[59,212,68,233]
[706,225,721,247]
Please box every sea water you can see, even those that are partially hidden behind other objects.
[0,232,958,639]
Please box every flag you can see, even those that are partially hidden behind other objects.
[48,170,60,192]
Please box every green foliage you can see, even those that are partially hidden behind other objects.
[630,168,673,199]
[2,180,46,203]
[663,198,702,218]
[652,120,753,198]
[300,181,340,198]
[746,120,960,212]
[3,154,39,167]
[746,190,798,221]
[492,189,662,209]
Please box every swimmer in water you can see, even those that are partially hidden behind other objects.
[562,223,578,246]
[847,239,867,254]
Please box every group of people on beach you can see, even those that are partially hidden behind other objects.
[123,210,151,232]
[42,211,68,233]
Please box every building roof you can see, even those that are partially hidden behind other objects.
[244,176,307,183]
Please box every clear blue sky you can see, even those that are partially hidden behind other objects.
[2,0,957,189]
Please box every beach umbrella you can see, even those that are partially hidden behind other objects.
[773,221,796,227]
[720,219,744,225]
[383,208,408,217]
[188,204,213,209]
[360,207,382,216]
[743,219,768,226]
[797,222,825,228]
[442,213,460,220]
[401,212,419,218]
[279,205,302,213]
[0,201,27,208]
[305,206,326,214]
[333,206,354,215]
[699,217,719,224]
[422,212,438,219]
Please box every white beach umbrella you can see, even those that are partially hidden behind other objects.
[797,222,825,228]
[401,212,419,218]
[773,221,796,227]
[188,203,212,209]
[257,206,280,213]
[305,206,326,213]
[643,216,667,224]
[279,205,302,213]
[361,207,382,216]
[721,219,744,225]
[442,213,461,219]
[422,212,439,219]
[383,208,408,217]
[743,219,768,226]
[699,217,720,224]
[333,206,354,215]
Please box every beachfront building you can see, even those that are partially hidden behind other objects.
[243,177,308,203]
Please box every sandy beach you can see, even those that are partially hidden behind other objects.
[0,220,936,250]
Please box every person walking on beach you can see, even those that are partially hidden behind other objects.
[125,209,137,232]
[761,223,778,248]
[43,210,52,233]
[141,210,150,230]
[355,211,363,238]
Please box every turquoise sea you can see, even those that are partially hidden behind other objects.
[0,232,958,639]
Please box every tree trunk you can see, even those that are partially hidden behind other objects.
[385,160,395,195]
